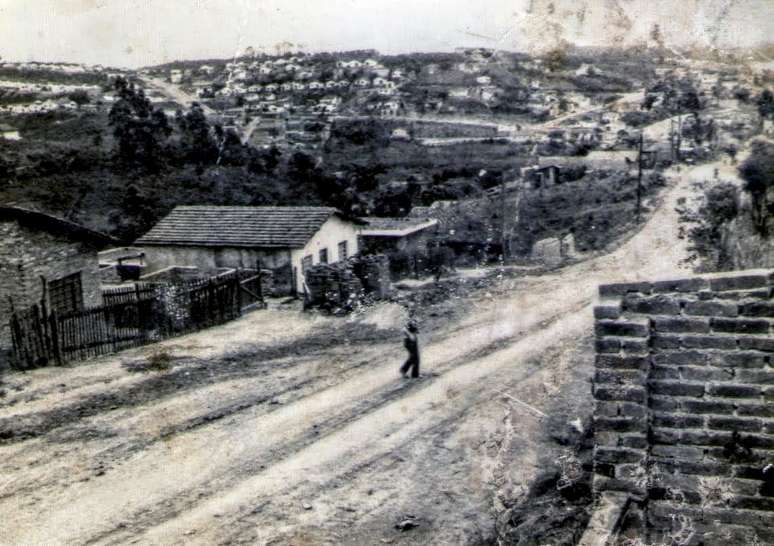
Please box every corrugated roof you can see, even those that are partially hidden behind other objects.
[361,217,433,230]
[361,216,438,237]
[135,206,351,249]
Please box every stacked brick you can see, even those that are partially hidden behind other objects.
[304,262,364,309]
[593,270,774,545]
[304,254,391,310]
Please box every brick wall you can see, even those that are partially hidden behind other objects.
[592,270,774,545]
[0,221,102,355]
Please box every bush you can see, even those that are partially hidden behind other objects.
[145,350,172,372]
[688,182,739,270]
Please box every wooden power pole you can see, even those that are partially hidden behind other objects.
[636,132,644,224]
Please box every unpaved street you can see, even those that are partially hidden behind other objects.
[0,159,711,545]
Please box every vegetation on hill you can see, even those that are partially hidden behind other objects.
[0,66,106,86]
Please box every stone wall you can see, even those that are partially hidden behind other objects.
[592,270,774,545]
[0,221,102,357]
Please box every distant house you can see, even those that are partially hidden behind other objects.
[0,123,20,141]
[363,59,381,68]
[359,217,439,255]
[575,64,596,77]
[379,101,401,116]
[476,75,492,85]
[449,87,470,99]
[169,69,183,84]
[391,127,411,141]
[338,60,363,69]
[425,64,439,75]
[457,62,482,74]
[135,206,365,296]
[526,164,562,187]
[0,207,117,361]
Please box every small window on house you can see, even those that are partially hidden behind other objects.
[319,248,328,264]
[338,241,348,261]
[301,255,313,274]
[49,272,83,315]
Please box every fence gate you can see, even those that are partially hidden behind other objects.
[238,271,265,311]
[9,303,59,369]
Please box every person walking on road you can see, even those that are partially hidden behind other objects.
[400,322,420,379]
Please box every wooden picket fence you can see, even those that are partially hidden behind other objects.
[102,283,157,306]
[9,271,264,370]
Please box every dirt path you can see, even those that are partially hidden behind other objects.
[139,76,216,116]
[0,158,713,544]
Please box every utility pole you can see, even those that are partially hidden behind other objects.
[500,175,508,261]
[636,132,644,224]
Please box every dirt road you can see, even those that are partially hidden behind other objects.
[0,160,709,545]
[139,76,216,116]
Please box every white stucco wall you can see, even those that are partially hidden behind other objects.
[290,215,360,294]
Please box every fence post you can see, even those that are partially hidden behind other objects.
[256,259,264,307]
[9,310,24,369]
[236,270,243,313]
[49,310,63,366]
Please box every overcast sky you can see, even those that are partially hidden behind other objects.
[0,0,771,68]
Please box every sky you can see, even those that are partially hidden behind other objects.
[0,0,772,68]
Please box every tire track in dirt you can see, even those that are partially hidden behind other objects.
[85,306,580,546]
[128,309,593,546]
[4,297,586,545]
[0,355,362,502]
[0,324,399,444]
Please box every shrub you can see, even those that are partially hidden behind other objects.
[688,182,739,270]
[144,350,172,372]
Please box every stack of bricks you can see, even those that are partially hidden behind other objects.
[304,262,364,309]
[593,270,774,545]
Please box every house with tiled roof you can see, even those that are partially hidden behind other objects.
[359,217,439,256]
[135,206,365,295]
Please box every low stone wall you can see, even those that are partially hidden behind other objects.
[591,270,774,545]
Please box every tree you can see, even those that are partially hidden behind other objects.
[545,47,567,73]
[649,24,665,50]
[176,103,217,164]
[756,89,774,124]
[739,141,774,235]
[67,90,90,109]
[689,183,739,270]
[641,93,658,111]
[734,86,751,103]
[108,77,171,170]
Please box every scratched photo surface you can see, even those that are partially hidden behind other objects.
[1,1,773,544]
